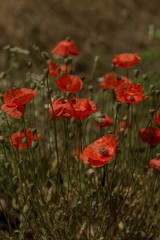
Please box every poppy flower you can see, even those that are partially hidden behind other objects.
[117,121,131,134]
[95,115,113,128]
[99,73,131,90]
[49,61,73,77]
[153,113,160,125]
[1,88,36,119]
[82,135,119,167]
[68,98,98,120]
[139,127,160,146]
[55,74,83,93]
[51,40,80,57]
[10,128,40,150]
[115,83,149,104]
[150,158,160,171]
[112,53,141,68]
[49,98,74,120]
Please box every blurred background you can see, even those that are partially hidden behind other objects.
[0,0,160,74]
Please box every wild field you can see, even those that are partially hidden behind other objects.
[0,36,160,240]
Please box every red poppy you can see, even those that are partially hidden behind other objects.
[1,88,36,119]
[49,98,74,120]
[115,83,148,104]
[139,127,160,146]
[150,158,160,171]
[10,128,40,150]
[55,74,83,93]
[82,135,119,167]
[112,53,141,68]
[68,98,98,120]
[95,115,113,128]
[49,61,73,77]
[99,73,131,90]
[51,40,80,57]
[153,113,160,125]
[117,121,131,134]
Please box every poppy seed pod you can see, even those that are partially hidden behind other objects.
[44,68,49,77]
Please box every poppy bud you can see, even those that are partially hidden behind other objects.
[94,55,99,63]
[27,61,32,68]
[69,132,74,139]
[22,137,28,144]
[57,66,61,73]
[60,96,65,102]
[0,71,6,79]
[149,108,155,116]
[134,69,140,78]
[32,45,40,51]
[31,128,37,134]
[44,68,49,77]
[66,90,72,99]
[156,153,160,158]
[3,44,10,50]
[108,130,112,134]
[41,51,49,60]
[65,36,71,42]
[87,169,94,179]
[32,141,39,149]
[0,136,5,144]
[13,176,19,184]
[101,147,107,155]
[88,85,93,92]
[30,82,36,90]
[142,74,148,81]
[64,57,73,65]
[49,88,53,94]
[123,116,127,121]
[95,118,104,125]
[52,95,59,101]
[155,89,160,95]
[111,63,115,71]
[89,96,93,101]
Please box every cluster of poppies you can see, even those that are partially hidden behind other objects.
[1,39,160,170]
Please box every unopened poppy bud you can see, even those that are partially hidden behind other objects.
[13,176,19,184]
[30,82,36,90]
[117,76,121,81]
[120,128,125,133]
[44,68,49,77]
[57,66,61,73]
[155,89,160,95]
[142,74,148,81]
[64,57,73,65]
[52,95,59,101]
[95,118,104,125]
[101,147,107,155]
[134,69,140,78]
[0,136,5,143]
[41,75,45,83]
[0,71,6,79]
[88,85,93,92]
[60,96,65,102]
[115,101,121,111]
[111,63,115,71]
[27,61,32,68]
[69,132,74,139]
[32,141,39,149]
[3,44,10,50]
[22,137,28,144]
[41,51,49,60]
[149,108,155,115]
[31,128,37,134]
[123,116,127,121]
[60,71,65,76]
[156,153,160,159]
[89,96,93,101]
[108,130,112,134]
[87,169,94,179]
[49,88,53,94]
[94,55,99,63]
[66,36,71,42]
